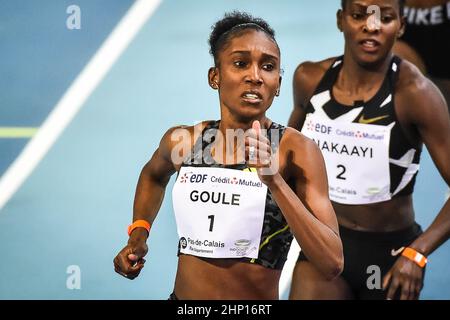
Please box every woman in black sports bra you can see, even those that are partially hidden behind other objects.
[289,0,450,300]
[113,11,343,300]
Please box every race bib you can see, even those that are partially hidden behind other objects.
[172,166,268,259]
[301,113,392,204]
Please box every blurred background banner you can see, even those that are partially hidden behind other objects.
[0,0,448,299]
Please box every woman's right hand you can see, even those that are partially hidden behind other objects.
[113,229,148,280]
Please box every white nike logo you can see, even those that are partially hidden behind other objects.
[391,246,405,256]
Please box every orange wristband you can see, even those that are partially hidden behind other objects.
[401,247,428,268]
[127,220,151,236]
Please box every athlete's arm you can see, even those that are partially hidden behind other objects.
[266,129,344,280]
[383,68,450,299]
[132,128,179,230]
[113,126,180,279]
[287,60,330,130]
[406,75,450,257]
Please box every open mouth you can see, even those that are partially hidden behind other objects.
[359,39,381,52]
[241,91,263,104]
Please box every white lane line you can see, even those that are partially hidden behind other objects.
[279,238,300,299]
[0,0,162,211]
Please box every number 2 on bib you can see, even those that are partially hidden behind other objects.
[337,164,347,180]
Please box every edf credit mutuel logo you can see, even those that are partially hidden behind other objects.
[306,119,332,135]
[180,172,208,184]
[180,172,241,185]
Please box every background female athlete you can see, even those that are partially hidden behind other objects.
[288,0,450,300]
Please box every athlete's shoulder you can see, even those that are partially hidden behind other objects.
[396,59,448,124]
[294,57,336,78]
[281,127,326,179]
[159,121,212,161]
[397,59,446,107]
[282,127,320,154]
[163,121,211,137]
[397,59,437,98]
[293,57,337,107]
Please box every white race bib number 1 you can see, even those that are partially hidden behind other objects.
[172,166,268,259]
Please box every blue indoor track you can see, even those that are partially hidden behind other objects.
[0,0,448,299]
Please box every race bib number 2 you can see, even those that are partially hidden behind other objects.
[302,114,392,204]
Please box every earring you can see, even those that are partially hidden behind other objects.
[211,82,218,89]
[275,88,280,96]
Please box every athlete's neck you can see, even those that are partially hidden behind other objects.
[211,110,271,164]
[337,53,392,100]
[218,110,271,133]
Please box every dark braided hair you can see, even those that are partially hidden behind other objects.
[341,0,405,16]
[208,11,279,66]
